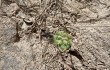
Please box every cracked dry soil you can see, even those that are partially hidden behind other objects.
[0,0,110,70]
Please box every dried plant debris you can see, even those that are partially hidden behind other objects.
[14,22,21,42]
[0,0,110,70]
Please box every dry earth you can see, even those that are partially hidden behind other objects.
[0,0,110,70]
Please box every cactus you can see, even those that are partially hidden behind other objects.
[53,31,72,52]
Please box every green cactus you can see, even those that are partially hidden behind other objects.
[53,31,72,52]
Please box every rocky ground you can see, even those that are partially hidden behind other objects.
[0,0,110,70]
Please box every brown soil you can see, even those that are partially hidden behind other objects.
[0,0,110,70]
